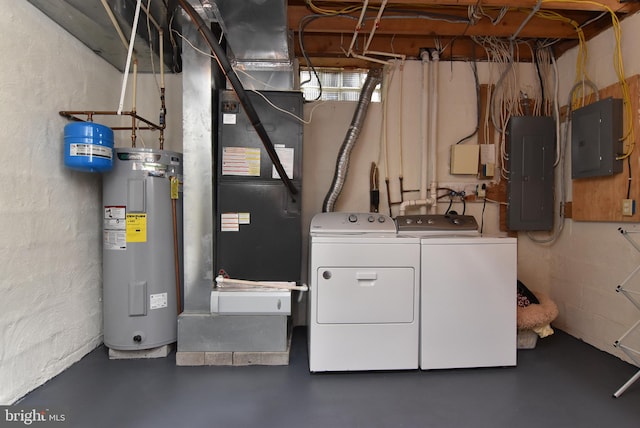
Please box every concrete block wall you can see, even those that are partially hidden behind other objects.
[0,2,182,404]
[517,11,640,365]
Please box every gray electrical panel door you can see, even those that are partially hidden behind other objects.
[571,97,623,179]
[507,116,555,231]
[215,90,303,282]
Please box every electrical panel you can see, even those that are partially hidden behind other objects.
[571,97,623,179]
[506,116,555,231]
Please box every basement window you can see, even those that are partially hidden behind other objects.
[300,68,381,102]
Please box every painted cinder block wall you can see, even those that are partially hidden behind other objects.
[3,0,638,407]
[517,11,640,364]
[0,2,182,404]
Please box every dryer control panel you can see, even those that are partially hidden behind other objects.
[310,212,396,234]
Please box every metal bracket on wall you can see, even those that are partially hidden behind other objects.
[613,227,640,397]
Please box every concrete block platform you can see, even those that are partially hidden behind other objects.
[176,338,291,367]
[108,343,175,360]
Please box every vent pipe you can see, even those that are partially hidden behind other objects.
[323,68,383,212]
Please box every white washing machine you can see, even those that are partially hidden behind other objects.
[397,215,517,370]
[308,212,420,372]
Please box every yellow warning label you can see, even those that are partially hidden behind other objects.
[126,213,147,242]
[170,176,179,200]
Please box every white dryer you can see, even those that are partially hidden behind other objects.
[397,214,517,370]
[308,212,420,372]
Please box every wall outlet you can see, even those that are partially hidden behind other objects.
[622,199,636,216]
[476,184,486,198]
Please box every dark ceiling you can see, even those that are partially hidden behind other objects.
[288,0,640,67]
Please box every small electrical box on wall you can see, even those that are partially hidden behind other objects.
[571,97,623,179]
[450,144,480,175]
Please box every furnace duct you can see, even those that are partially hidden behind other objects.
[322,68,384,212]
[177,0,297,198]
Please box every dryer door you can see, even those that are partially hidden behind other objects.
[316,267,415,324]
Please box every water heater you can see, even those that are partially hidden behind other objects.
[102,148,183,350]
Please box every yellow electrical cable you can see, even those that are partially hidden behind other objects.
[541,0,634,158]
[306,0,364,16]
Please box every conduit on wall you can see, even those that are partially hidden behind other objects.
[429,50,440,214]
[323,68,384,212]
[398,50,439,216]
[419,51,430,214]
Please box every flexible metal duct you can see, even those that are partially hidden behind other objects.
[322,68,383,212]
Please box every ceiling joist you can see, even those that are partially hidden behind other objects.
[288,0,640,66]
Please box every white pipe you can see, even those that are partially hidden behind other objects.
[118,0,143,115]
[403,55,437,218]
[420,51,430,212]
[347,0,369,57]
[363,0,387,53]
[141,0,161,31]
[160,29,165,89]
[429,50,440,214]
[132,60,138,111]
[398,199,435,216]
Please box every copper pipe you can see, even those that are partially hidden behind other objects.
[131,109,137,148]
[172,195,181,315]
[59,111,164,131]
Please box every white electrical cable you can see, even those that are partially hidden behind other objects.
[551,53,561,167]
[117,0,143,115]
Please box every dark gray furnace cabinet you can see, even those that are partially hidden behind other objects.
[214,90,303,283]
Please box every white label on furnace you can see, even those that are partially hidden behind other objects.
[221,213,240,232]
[238,213,250,224]
[150,293,168,310]
[223,113,237,125]
[222,147,261,176]
[272,145,294,179]
[70,143,113,160]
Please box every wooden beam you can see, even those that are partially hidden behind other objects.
[295,34,540,62]
[289,6,579,39]
[295,0,640,13]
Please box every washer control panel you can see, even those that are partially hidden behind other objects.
[396,214,479,235]
[310,212,396,234]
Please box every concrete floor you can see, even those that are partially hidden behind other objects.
[16,328,640,428]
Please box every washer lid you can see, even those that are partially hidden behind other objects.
[310,212,396,234]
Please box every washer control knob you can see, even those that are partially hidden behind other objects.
[348,214,358,223]
[452,218,461,225]
[322,271,332,280]
[378,216,386,223]
[428,218,435,225]
[368,215,375,223]
[405,218,413,224]
[417,218,423,224]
